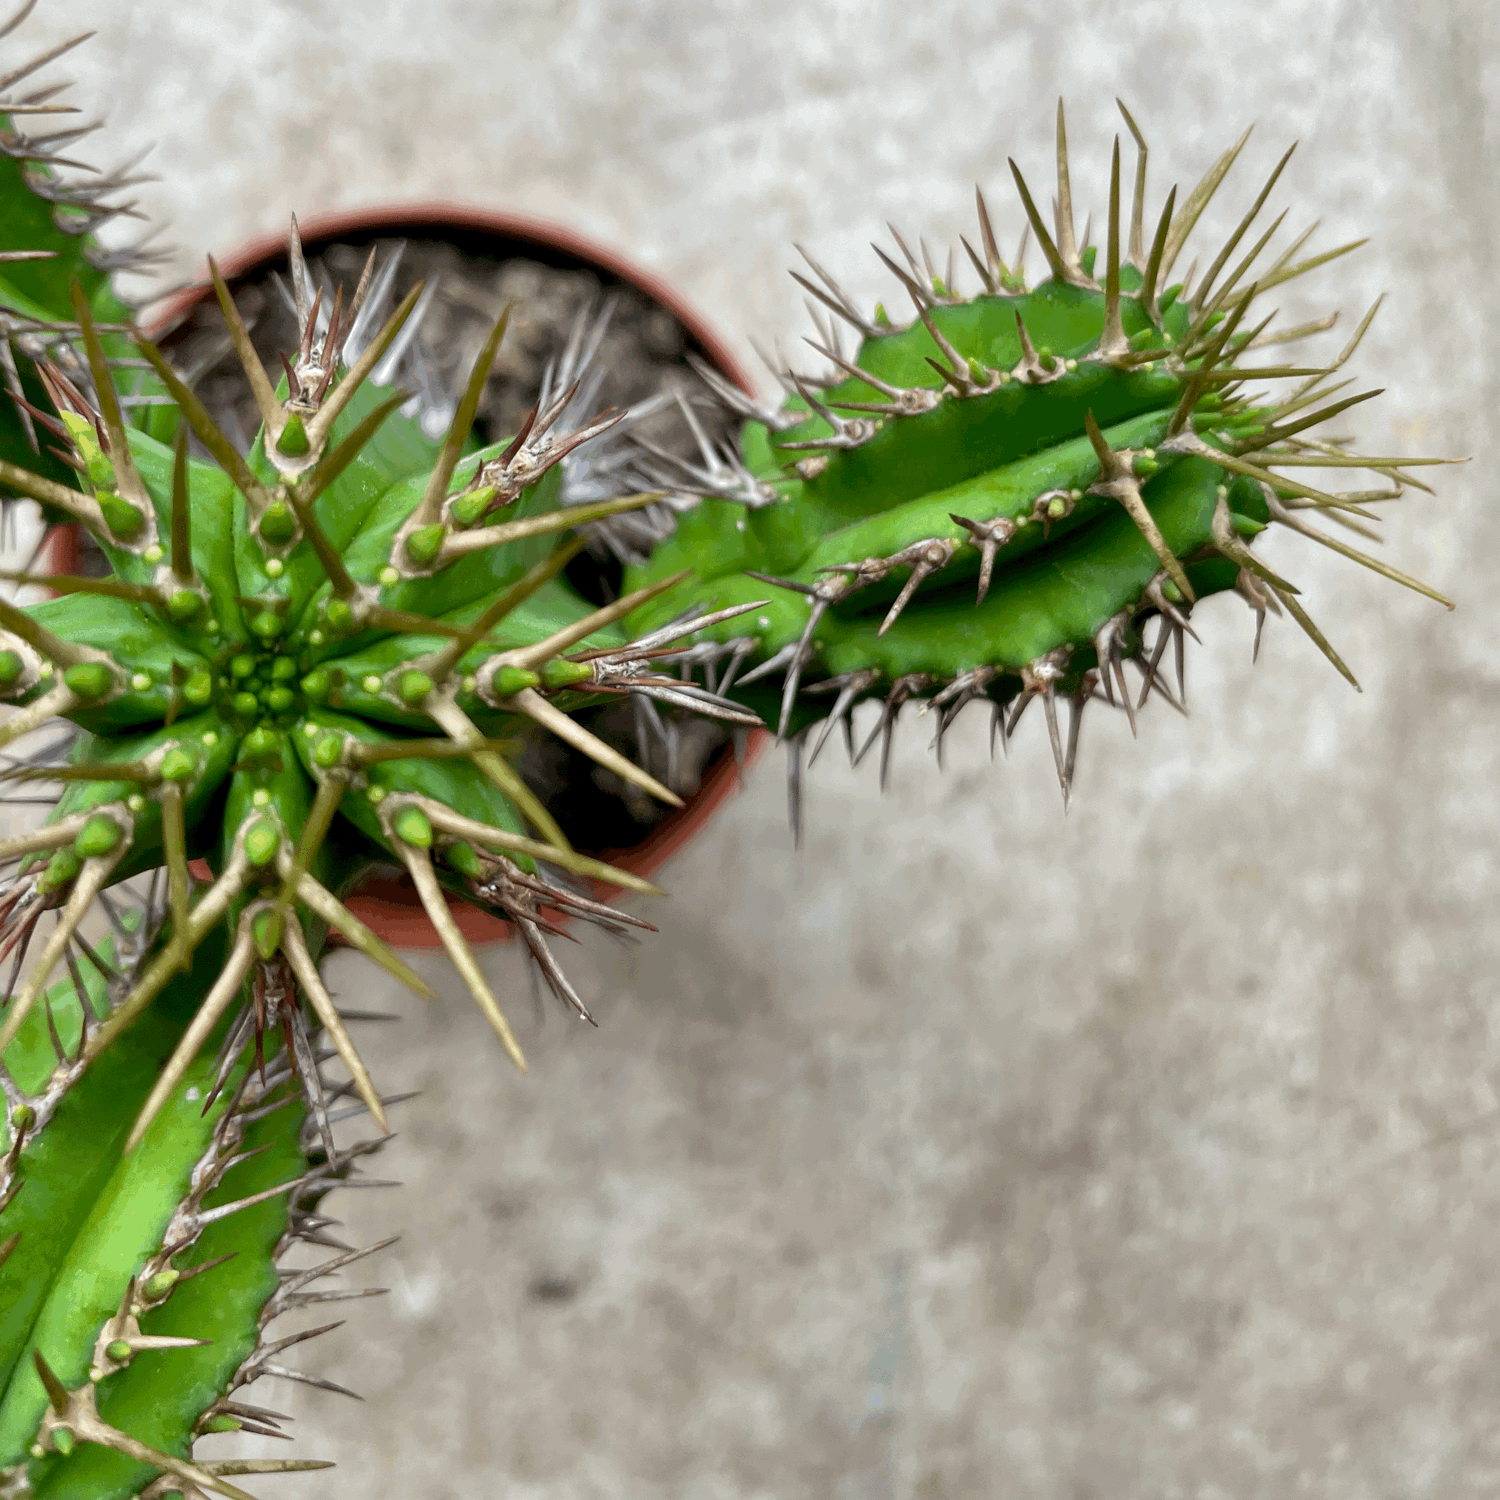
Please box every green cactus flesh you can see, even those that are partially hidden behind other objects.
[1,913,347,1500]
[624,108,1451,812]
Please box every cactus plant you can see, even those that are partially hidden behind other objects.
[0,6,1452,1497]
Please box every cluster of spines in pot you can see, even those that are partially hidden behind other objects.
[0,248,760,1099]
[622,101,1453,831]
[0,6,761,1494]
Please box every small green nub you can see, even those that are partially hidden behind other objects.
[203,1416,242,1434]
[488,665,541,700]
[231,654,257,680]
[159,747,196,783]
[539,658,592,690]
[324,598,355,634]
[270,655,298,682]
[97,490,145,540]
[51,1429,75,1457]
[74,813,124,859]
[242,726,280,760]
[182,668,214,706]
[1231,512,1267,538]
[39,847,81,892]
[105,1340,132,1364]
[9,1103,35,1133]
[312,733,344,769]
[446,839,485,879]
[405,524,446,567]
[265,685,296,714]
[250,609,286,640]
[252,907,282,960]
[63,661,114,699]
[448,487,495,526]
[233,690,260,719]
[1046,495,1069,520]
[143,1268,180,1300]
[244,819,282,867]
[275,411,310,456]
[166,589,202,622]
[397,670,434,705]
[301,668,331,702]
[258,502,298,545]
[0,651,22,687]
[1159,284,1183,313]
[392,805,433,848]
[71,816,123,868]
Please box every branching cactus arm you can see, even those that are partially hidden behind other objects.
[624,107,1453,824]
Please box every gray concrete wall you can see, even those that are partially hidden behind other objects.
[17,2,1500,1495]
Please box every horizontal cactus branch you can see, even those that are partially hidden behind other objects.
[622,99,1455,833]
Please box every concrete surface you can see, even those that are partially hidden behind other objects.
[13,2,1500,1496]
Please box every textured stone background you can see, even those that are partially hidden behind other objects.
[13,2,1500,1496]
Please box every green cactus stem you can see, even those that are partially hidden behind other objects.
[623,103,1454,833]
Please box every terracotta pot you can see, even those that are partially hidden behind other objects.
[63,205,769,944]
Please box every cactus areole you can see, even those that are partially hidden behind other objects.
[0,6,1452,1495]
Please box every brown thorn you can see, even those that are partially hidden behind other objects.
[1116,99,1149,268]
[1053,98,1082,278]
[1008,158,1080,287]
[1159,124,1254,286]
[1193,143,1296,313]
[950,512,1015,605]
[960,233,997,294]
[1040,683,1067,805]
[976,185,1005,285]
[1137,184,1177,321]
[417,303,511,527]
[877,539,956,636]
[1264,490,1452,609]
[1100,136,1125,359]
[206,253,281,434]
[785,731,804,847]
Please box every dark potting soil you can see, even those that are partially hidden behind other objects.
[154,235,744,858]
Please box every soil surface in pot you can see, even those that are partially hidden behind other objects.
[145,235,745,860]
